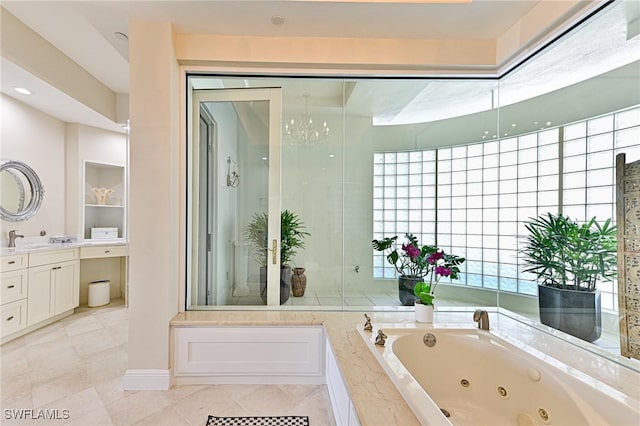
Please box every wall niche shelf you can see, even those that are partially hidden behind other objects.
[83,161,126,241]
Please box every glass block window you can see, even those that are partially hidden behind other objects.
[373,151,437,279]
[561,107,640,310]
[373,105,640,311]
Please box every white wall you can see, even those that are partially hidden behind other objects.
[0,94,127,243]
[65,123,127,240]
[0,93,66,239]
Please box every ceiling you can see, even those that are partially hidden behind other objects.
[1,0,636,135]
[2,0,548,94]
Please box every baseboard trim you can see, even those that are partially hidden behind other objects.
[122,369,171,390]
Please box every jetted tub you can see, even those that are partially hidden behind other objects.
[359,325,640,425]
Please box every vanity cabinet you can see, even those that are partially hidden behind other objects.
[83,161,126,241]
[27,249,79,326]
[80,245,128,259]
[1,299,27,336]
[1,253,28,272]
[79,244,128,304]
[1,245,124,344]
[1,254,29,338]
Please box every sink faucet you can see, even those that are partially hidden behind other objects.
[473,309,490,330]
[8,230,24,248]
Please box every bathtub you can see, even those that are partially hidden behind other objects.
[359,325,640,425]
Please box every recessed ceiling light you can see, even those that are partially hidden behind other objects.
[262,157,268,161]
[14,87,31,95]
[511,123,516,127]
[114,31,128,41]
[546,121,552,126]
[329,154,335,158]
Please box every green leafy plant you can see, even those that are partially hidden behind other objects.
[244,210,309,267]
[521,212,617,292]
[413,281,435,305]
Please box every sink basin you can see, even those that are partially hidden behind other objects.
[1,241,80,255]
[21,244,51,249]
[2,243,59,254]
[0,247,18,256]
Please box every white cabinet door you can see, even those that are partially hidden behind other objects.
[53,261,79,314]
[27,260,79,325]
[27,265,54,325]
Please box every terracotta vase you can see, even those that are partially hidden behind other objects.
[292,267,307,297]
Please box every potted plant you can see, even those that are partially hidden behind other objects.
[521,212,617,342]
[413,282,435,323]
[244,210,309,304]
[372,233,465,306]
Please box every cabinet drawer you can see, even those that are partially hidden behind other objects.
[1,270,27,304]
[29,248,78,267]
[1,299,27,337]
[0,254,28,272]
[80,245,128,259]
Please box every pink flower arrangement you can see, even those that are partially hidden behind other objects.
[372,233,465,281]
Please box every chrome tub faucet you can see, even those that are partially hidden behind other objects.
[8,230,24,248]
[473,309,490,330]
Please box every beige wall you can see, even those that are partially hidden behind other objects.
[65,124,128,240]
[128,20,179,371]
[0,93,127,242]
[0,94,126,243]
[0,93,66,238]
[1,8,117,122]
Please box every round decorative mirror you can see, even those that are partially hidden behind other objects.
[0,160,45,222]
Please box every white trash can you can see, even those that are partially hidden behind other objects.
[88,280,111,307]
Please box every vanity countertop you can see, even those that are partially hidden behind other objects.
[170,309,640,426]
[0,239,127,256]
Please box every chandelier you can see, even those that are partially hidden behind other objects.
[284,94,330,146]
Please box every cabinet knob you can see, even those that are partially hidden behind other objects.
[6,316,14,321]
[105,250,110,253]
[52,266,62,270]
[7,285,15,289]
[8,261,15,265]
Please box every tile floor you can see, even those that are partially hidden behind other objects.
[0,300,336,426]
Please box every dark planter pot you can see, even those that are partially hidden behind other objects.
[399,276,422,306]
[260,266,291,305]
[538,285,602,342]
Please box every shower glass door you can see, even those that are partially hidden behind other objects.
[188,87,283,307]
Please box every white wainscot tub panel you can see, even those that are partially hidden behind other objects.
[173,326,324,385]
[326,338,360,426]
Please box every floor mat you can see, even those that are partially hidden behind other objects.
[205,415,310,426]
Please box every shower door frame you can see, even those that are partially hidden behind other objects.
[188,87,284,307]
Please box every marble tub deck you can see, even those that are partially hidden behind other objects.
[170,309,640,426]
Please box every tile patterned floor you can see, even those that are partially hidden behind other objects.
[0,300,336,426]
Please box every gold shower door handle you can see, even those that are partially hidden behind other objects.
[266,239,278,264]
